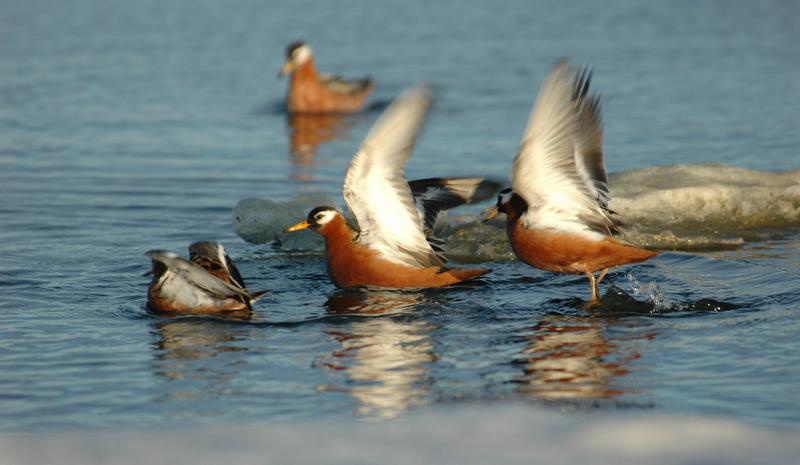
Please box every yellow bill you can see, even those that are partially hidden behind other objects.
[480,205,499,222]
[284,220,310,233]
[277,61,295,78]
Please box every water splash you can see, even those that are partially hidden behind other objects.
[625,273,674,313]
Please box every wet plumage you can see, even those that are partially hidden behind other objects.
[146,241,267,314]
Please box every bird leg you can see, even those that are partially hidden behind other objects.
[596,268,609,286]
[585,271,600,306]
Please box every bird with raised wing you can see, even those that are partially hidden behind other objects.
[278,41,374,114]
[284,86,495,288]
[482,61,657,305]
[146,241,267,314]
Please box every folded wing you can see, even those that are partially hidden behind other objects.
[320,73,373,95]
[146,250,253,301]
[189,241,247,290]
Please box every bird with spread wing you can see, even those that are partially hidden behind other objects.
[284,85,497,288]
[482,61,657,305]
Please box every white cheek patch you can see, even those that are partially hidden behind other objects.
[293,45,312,64]
[316,211,336,225]
[497,191,513,208]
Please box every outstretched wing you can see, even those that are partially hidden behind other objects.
[572,68,613,213]
[511,60,619,236]
[342,85,444,267]
[409,177,502,235]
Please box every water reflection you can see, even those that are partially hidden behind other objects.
[150,317,252,399]
[317,289,435,419]
[515,313,655,400]
[286,113,356,180]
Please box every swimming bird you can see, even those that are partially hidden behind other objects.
[145,241,267,313]
[284,85,494,288]
[482,61,657,305]
[278,41,374,114]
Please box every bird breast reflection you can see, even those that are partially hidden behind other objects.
[516,315,654,400]
[287,113,356,180]
[317,290,435,419]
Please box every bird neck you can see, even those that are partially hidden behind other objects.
[318,215,357,248]
[505,193,529,225]
[291,58,318,81]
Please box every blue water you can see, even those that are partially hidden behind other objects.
[1,0,799,432]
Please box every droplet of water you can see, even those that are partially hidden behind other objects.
[626,272,674,313]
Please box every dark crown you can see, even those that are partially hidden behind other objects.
[307,206,338,224]
[286,41,306,58]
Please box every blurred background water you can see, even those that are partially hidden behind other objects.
[1,0,799,432]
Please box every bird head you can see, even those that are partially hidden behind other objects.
[278,41,313,77]
[480,188,514,221]
[284,206,339,233]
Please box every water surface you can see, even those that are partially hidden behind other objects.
[1,0,799,431]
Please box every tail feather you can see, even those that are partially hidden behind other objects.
[249,290,270,303]
[445,267,491,283]
[605,239,658,269]
[628,247,658,263]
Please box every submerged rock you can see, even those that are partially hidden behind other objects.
[232,164,800,256]
[233,194,332,250]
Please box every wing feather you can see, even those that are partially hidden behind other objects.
[409,177,502,235]
[343,85,443,267]
[320,73,373,95]
[512,60,618,235]
[573,69,612,211]
[189,241,247,290]
[147,250,252,300]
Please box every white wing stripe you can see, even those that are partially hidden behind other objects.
[342,85,443,267]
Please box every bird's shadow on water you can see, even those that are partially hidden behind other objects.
[550,285,742,317]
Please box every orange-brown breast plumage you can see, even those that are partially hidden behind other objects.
[320,215,489,289]
[146,286,251,314]
[502,194,656,275]
[508,221,657,275]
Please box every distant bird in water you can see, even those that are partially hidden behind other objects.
[284,85,498,288]
[145,241,267,314]
[278,41,374,113]
[483,61,657,305]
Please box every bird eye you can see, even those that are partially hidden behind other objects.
[315,213,323,220]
